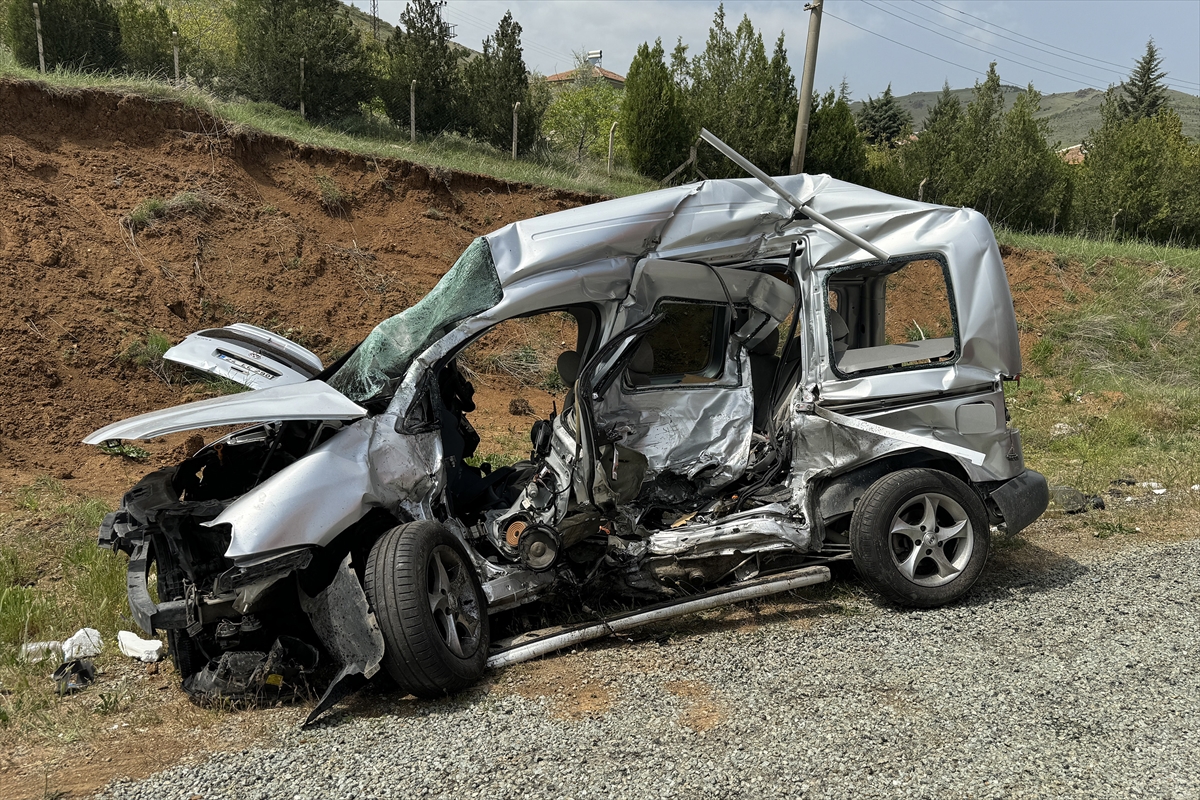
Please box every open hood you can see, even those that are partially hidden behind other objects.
[83,381,367,443]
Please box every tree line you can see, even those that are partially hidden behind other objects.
[623,26,1200,246]
[3,0,1196,244]
[1,0,547,151]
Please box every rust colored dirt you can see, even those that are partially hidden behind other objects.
[0,79,593,491]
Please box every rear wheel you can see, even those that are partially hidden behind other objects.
[850,468,989,608]
[364,521,489,698]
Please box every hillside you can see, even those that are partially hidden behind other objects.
[342,2,480,59]
[853,85,1200,146]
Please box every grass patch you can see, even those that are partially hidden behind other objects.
[121,330,172,382]
[124,191,217,233]
[0,50,654,198]
[314,174,345,214]
[0,479,134,743]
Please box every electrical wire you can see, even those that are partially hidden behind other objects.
[821,9,984,79]
[861,0,1125,88]
[926,0,1200,89]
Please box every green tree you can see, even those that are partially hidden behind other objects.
[117,0,174,76]
[620,38,695,180]
[3,0,123,71]
[975,85,1068,230]
[952,62,1007,212]
[804,85,866,183]
[544,58,625,161]
[382,0,462,134]
[462,11,544,153]
[228,0,372,122]
[906,82,965,203]
[857,84,912,146]
[1117,38,1170,121]
[690,6,795,178]
[1074,93,1200,243]
[160,0,236,87]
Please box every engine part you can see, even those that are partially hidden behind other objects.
[517,525,560,571]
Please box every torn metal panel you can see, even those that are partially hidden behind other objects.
[647,504,811,556]
[595,347,754,486]
[83,381,366,444]
[299,556,385,725]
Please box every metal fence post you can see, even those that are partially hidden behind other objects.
[299,57,305,120]
[31,3,45,74]
[607,121,617,177]
[512,101,521,160]
[410,80,416,144]
[172,31,180,87]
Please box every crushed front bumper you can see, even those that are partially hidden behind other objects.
[989,469,1049,536]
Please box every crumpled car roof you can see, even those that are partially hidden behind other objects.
[484,174,1020,377]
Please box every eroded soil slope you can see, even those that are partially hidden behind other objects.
[0,80,588,493]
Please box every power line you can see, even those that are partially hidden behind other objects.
[897,0,1130,85]
[861,0,1124,88]
[441,4,573,65]
[924,0,1200,91]
[821,10,985,80]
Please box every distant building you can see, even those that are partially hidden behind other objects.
[1059,144,1085,164]
[547,50,624,89]
[545,65,626,89]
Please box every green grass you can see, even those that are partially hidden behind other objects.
[121,329,172,379]
[1001,230,1200,495]
[0,48,654,198]
[125,190,216,233]
[995,228,1200,271]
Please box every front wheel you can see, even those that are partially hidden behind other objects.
[364,521,489,698]
[850,468,990,608]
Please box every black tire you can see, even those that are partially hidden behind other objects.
[364,521,489,698]
[850,468,990,608]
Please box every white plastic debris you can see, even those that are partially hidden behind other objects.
[19,641,63,663]
[1191,485,1200,492]
[1138,482,1163,489]
[117,630,164,663]
[62,627,103,660]
[1153,488,1167,495]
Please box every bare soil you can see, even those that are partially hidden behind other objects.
[0,79,1104,797]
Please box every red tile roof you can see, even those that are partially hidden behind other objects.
[545,65,625,85]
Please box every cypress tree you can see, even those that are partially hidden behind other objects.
[857,84,912,147]
[620,38,695,180]
[1117,38,1170,121]
[462,11,544,153]
[3,0,123,71]
[382,0,462,134]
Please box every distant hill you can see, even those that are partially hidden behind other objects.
[343,3,480,59]
[851,86,1200,146]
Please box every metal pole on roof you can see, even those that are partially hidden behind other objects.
[700,128,889,262]
[790,0,823,174]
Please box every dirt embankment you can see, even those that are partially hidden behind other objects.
[0,79,592,496]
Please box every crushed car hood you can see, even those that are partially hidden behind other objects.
[82,380,367,443]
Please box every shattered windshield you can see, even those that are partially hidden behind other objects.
[329,238,503,402]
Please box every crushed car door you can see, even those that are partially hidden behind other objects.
[590,259,796,489]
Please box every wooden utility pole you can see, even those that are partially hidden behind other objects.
[299,57,305,120]
[172,31,180,87]
[409,80,416,144]
[512,101,521,160]
[31,3,45,74]
[607,121,618,177]
[790,0,823,174]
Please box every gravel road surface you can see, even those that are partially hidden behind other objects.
[99,537,1200,800]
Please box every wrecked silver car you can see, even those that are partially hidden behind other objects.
[87,132,1048,723]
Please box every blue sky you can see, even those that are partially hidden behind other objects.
[359,0,1200,99]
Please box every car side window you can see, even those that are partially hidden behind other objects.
[826,257,957,375]
[625,302,729,388]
